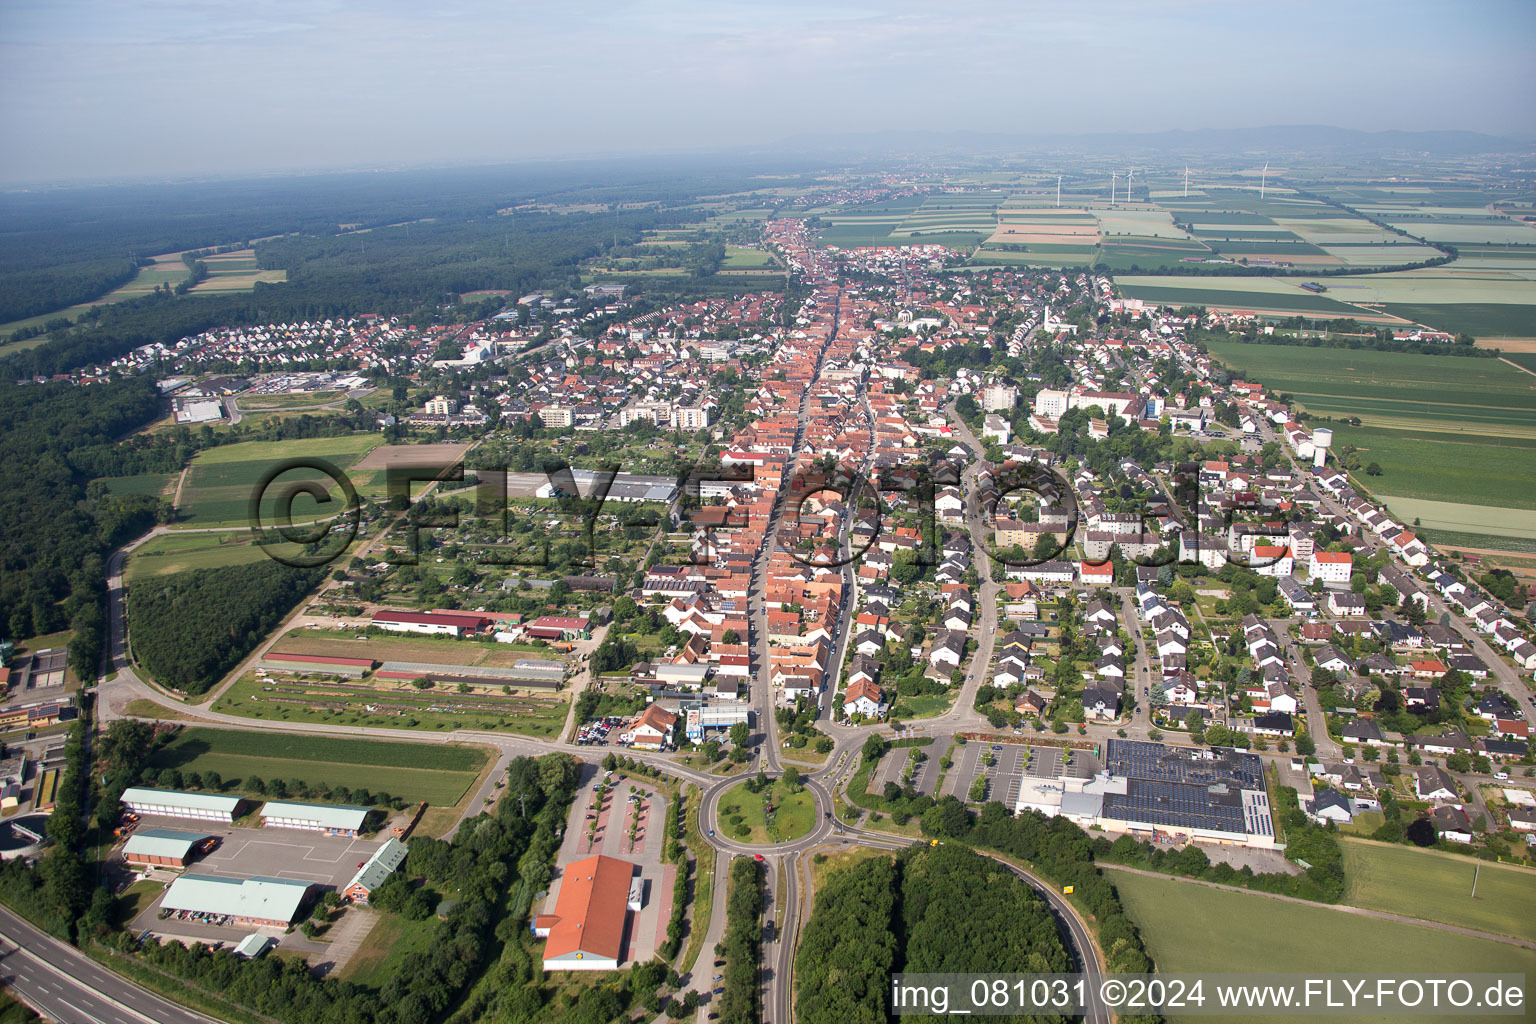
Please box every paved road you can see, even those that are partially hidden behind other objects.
[0,906,221,1024]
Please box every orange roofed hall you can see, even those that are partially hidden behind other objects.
[535,854,639,971]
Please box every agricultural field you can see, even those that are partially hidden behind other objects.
[1204,341,1536,433]
[1118,277,1369,316]
[173,433,385,527]
[97,473,175,499]
[187,249,287,293]
[125,532,282,580]
[1111,869,1536,1024]
[145,727,489,806]
[1363,495,1536,541]
[1340,839,1536,941]
[814,194,993,250]
[1206,341,1536,531]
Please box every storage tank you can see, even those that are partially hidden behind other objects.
[1311,427,1333,468]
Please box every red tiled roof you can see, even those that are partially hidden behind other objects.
[542,855,633,964]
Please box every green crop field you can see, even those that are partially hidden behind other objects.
[1366,495,1536,539]
[125,533,277,580]
[1381,302,1536,338]
[1206,342,1536,514]
[1340,839,1536,940]
[1204,342,1536,429]
[1119,284,1361,314]
[147,727,488,805]
[98,473,175,498]
[1339,426,1536,511]
[1111,869,1536,1024]
[175,434,383,526]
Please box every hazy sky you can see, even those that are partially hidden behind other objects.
[2,0,1532,183]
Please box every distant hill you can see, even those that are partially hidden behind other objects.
[770,124,1531,159]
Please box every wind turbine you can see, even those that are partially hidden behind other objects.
[1184,165,1190,198]
[1056,175,1062,208]
[1260,161,1269,199]
[1125,168,1134,203]
[1111,172,1118,204]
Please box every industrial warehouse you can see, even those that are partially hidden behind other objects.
[160,874,315,929]
[120,787,244,824]
[259,800,372,837]
[123,828,215,869]
[1016,740,1276,848]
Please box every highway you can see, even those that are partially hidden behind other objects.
[0,906,220,1024]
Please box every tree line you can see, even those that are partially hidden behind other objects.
[0,377,167,681]
[717,856,765,1024]
[0,258,141,325]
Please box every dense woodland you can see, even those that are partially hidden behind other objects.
[0,258,141,325]
[0,378,167,679]
[796,845,1069,1024]
[126,561,323,693]
[1,160,805,378]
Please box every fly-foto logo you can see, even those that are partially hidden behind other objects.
[247,456,1296,573]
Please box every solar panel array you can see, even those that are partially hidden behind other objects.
[1103,739,1268,836]
[1105,779,1246,833]
[1106,739,1264,789]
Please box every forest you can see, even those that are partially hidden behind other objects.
[1,158,807,378]
[795,845,1069,1024]
[0,258,140,325]
[0,377,168,680]
[125,561,324,694]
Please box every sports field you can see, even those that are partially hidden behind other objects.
[1111,870,1536,1023]
[146,727,489,806]
[173,433,384,527]
[1340,839,1536,941]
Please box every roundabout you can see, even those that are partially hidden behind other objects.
[713,774,817,845]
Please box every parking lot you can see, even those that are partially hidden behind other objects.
[575,715,626,746]
[124,817,388,941]
[875,744,942,797]
[945,742,1103,806]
